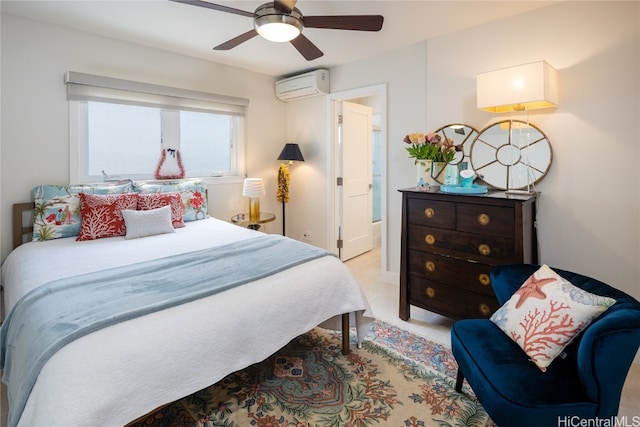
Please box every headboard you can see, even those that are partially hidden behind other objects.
[13,202,34,249]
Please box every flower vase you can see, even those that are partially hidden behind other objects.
[416,160,436,188]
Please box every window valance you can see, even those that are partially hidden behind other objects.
[65,71,249,116]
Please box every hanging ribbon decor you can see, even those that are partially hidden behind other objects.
[154,148,185,180]
[276,163,290,203]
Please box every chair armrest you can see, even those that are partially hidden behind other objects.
[576,308,640,416]
[490,264,541,305]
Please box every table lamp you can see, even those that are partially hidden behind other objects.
[476,60,558,195]
[242,178,265,223]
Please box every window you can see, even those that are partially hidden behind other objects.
[80,102,239,180]
[67,71,248,183]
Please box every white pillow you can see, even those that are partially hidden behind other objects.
[122,205,175,240]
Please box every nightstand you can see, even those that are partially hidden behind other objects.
[231,212,276,231]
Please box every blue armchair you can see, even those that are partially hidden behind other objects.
[451,264,640,427]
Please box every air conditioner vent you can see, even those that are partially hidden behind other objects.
[275,69,329,102]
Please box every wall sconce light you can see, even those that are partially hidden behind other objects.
[477,61,559,113]
[242,178,265,223]
[276,143,305,236]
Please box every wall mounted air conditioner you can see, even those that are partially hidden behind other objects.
[275,69,329,102]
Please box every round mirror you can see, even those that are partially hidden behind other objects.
[470,120,552,190]
[431,123,479,184]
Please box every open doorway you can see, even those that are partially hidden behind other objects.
[328,84,387,273]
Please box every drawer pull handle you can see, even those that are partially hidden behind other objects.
[425,261,435,272]
[425,234,435,245]
[478,243,491,256]
[478,273,491,286]
[478,213,491,226]
[426,287,436,298]
[424,208,435,218]
[479,303,491,316]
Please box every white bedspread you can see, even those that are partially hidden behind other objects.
[1,217,373,427]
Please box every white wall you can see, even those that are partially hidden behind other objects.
[427,1,639,294]
[0,13,287,260]
[282,96,330,244]
[2,1,639,304]
[330,1,640,300]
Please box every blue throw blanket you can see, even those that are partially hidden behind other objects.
[0,234,333,427]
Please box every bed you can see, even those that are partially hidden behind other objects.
[1,186,373,427]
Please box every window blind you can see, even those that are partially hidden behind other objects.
[65,71,249,116]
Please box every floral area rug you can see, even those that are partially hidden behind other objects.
[129,320,495,427]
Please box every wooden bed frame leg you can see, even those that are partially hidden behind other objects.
[341,313,350,355]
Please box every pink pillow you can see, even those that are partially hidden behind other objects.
[137,192,185,228]
[77,193,139,241]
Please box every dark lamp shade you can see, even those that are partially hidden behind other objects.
[277,143,305,162]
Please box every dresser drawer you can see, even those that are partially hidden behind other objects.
[408,225,517,263]
[399,188,537,322]
[407,251,495,296]
[408,276,499,319]
[407,198,455,229]
[457,204,515,237]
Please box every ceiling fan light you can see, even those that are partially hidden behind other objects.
[254,4,303,43]
[256,20,301,42]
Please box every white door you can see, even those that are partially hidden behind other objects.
[340,101,373,261]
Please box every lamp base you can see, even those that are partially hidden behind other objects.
[249,197,260,223]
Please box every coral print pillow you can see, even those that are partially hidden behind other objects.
[137,192,186,228]
[490,264,616,371]
[32,181,133,241]
[77,193,139,241]
[133,179,207,222]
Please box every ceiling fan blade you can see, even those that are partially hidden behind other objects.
[169,0,254,18]
[273,0,297,13]
[290,34,324,61]
[304,15,384,31]
[214,29,258,50]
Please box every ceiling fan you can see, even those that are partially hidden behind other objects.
[170,0,384,61]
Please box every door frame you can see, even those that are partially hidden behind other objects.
[326,84,388,272]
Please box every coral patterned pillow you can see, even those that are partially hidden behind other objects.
[132,179,207,222]
[32,180,133,241]
[137,192,185,228]
[490,264,616,371]
[77,193,139,241]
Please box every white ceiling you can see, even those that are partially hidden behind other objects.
[1,0,559,77]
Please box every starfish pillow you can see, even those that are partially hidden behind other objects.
[490,264,616,371]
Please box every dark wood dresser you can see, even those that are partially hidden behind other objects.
[399,188,538,320]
